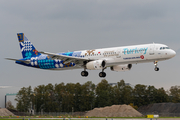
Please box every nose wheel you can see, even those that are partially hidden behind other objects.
[154,61,159,71]
[155,67,159,71]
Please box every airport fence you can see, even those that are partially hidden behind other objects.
[11,111,180,117]
[34,112,86,116]
[12,112,86,116]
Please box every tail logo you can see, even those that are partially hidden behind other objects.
[18,33,24,42]
[140,55,144,59]
[17,33,41,58]
[25,52,32,58]
[20,41,32,52]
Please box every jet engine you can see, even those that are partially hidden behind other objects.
[86,60,106,70]
[110,64,132,71]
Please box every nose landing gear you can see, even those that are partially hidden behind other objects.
[154,61,159,71]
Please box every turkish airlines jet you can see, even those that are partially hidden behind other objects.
[6,33,176,78]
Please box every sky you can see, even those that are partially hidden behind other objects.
[0,0,180,108]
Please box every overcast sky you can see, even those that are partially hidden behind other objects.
[0,0,180,107]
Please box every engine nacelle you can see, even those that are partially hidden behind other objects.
[110,64,132,72]
[86,60,106,70]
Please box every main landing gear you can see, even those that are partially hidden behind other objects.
[99,68,106,78]
[81,68,107,78]
[99,72,106,78]
[154,61,159,71]
[81,71,88,77]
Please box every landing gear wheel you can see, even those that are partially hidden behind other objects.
[154,67,159,71]
[81,71,88,77]
[154,61,159,71]
[99,72,106,78]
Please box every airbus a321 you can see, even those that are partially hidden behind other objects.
[6,33,176,78]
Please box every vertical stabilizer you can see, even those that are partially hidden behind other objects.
[17,33,40,58]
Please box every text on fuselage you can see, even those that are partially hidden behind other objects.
[123,47,148,55]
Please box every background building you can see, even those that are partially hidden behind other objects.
[0,86,21,108]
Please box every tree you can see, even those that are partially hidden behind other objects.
[114,80,133,105]
[54,82,65,112]
[122,85,133,104]
[129,103,138,110]
[15,79,173,112]
[64,83,75,112]
[80,81,95,111]
[33,85,46,112]
[169,86,180,103]
[15,86,32,112]
[6,100,15,110]
[113,80,125,104]
[44,83,58,112]
[155,87,169,103]
[146,85,157,104]
[133,84,148,107]
[95,79,112,107]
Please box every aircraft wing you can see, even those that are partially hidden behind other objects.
[39,51,94,65]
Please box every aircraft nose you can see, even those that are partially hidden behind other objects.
[170,50,176,58]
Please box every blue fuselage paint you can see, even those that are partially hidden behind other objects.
[16,52,77,69]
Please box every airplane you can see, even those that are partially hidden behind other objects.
[6,33,176,78]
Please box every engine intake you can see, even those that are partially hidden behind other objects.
[86,60,106,70]
[110,64,132,71]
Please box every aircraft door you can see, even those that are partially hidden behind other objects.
[116,49,121,58]
[149,45,155,55]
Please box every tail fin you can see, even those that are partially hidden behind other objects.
[17,33,40,58]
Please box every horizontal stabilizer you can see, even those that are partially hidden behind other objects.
[5,58,30,64]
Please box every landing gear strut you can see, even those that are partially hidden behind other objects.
[154,61,159,71]
[81,62,89,77]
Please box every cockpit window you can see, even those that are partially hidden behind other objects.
[160,47,170,50]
